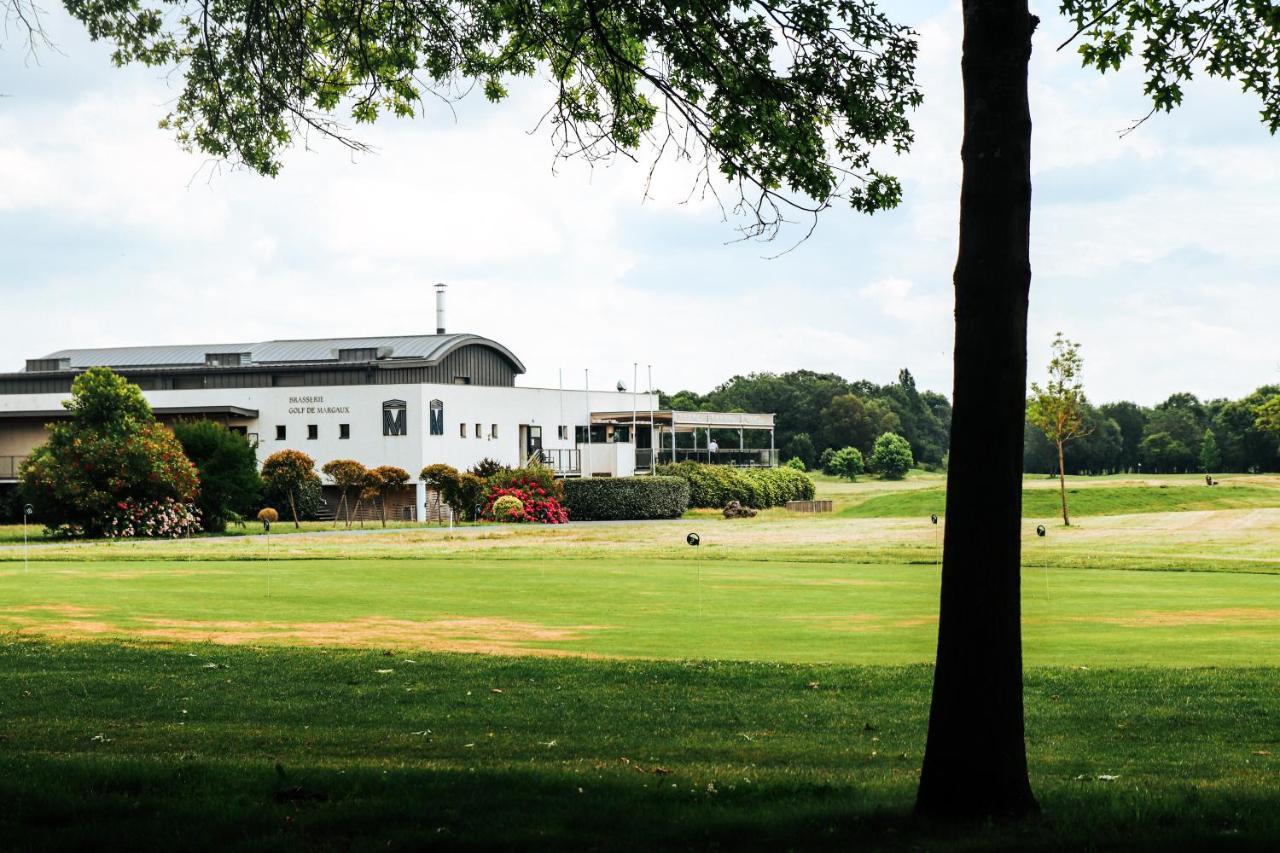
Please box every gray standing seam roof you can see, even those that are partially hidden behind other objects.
[29,334,525,373]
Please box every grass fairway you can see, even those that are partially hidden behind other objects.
[2,641,1279,851]
[3,473,1280,849]
[3,556,1280,665]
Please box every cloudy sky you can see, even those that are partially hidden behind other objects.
[1,1,1276,404]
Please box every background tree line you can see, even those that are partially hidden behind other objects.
[660,367,951,471]
[1024,387,1280,476]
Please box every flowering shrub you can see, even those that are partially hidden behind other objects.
[103,498,202,539]
[491,495,525,522]
[483,485,568,524]
[21,367,199,538]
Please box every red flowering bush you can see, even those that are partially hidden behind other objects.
[483,485,568,524]
[104,498,202,538]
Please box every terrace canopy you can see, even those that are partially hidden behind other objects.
[590,409,777,468]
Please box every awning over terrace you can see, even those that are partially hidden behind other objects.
[590,409,777,468]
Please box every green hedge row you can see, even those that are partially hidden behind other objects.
[561,476,691,521]
[654,463,816,509]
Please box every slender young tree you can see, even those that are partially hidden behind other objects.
[321,459,370,528]
[368,465,412,527]
[1027,333,1091,526]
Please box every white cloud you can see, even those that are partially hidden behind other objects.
[1,1,1277,406]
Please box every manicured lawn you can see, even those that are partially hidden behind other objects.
[4,555,1280,665]
[1,640,1277,851]
[840,482,1280,519]
[4,474,1280,848]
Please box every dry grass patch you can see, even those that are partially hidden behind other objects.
[1,605,609,656]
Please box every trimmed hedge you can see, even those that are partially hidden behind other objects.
[654,463,816,509]
[561,476,690,521]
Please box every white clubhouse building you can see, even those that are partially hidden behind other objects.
[0,298,776,520]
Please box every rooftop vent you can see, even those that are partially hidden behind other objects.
[435,282,447,335]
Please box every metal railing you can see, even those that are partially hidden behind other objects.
[0,456,26,480]
[530,448,582,476]
[660,448,779,468]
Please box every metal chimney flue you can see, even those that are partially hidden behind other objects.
[435,283,447,335]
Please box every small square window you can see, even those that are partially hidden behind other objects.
[474,423,482,439]
[339,424,350,440]
[459,423,467,438]
[307,424,318,440]
[275,425,286,441]
[490,424,499,439]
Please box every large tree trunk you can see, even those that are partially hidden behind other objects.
[916,0,1039,819]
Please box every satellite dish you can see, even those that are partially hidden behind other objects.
[1036,525,1046,538]
[930,513,938,525]
[687,532,700,547]
[616,380,627,392]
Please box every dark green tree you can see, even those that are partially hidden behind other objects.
[820,394,877,454]
[782,432,817,470]
[829,446,865,481]
[1099,401,1148,472]
[172,420,262,532]
[869,432,913,480]
[21,368,199,536]
[1199,428,1222,473]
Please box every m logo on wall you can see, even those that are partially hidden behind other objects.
[429,399,444,436]
[383,399,407,436]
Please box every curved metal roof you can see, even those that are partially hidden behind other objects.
[32,333,526,374]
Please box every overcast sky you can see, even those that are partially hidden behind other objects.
[1,1,1276,404]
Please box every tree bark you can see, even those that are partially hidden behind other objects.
[1057,441,1070,525]
[916,0,1039,819]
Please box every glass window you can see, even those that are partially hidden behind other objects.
[339,424,350,440]
[307,424,318,440]
[474,423,482,439]
[275,425,286,441]
[490,424,499,439]
[459,423,467,438]
[558,425,568,440]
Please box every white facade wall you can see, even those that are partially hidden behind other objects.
[2,383,656,475]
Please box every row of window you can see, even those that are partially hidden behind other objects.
[271,423,584,441]
[460,423,499,439]
[275,424,351,441]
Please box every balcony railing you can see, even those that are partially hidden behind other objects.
[656,448,779,468]
[0,456,27,480]
[530,448,582,476]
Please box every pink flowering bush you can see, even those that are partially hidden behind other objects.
[483,485,568,524]
[103,498,202,539]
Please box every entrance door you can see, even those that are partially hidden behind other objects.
[525,425,543,463]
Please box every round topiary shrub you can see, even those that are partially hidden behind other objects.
[491,495,525,522]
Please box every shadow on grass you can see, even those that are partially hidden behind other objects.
[2,756,1276,852]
